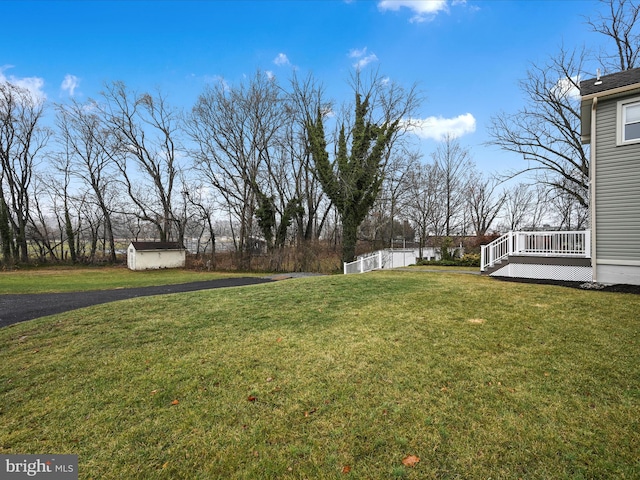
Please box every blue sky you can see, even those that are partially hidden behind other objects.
[1,0,604,175]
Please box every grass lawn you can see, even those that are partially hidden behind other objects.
[1,271,638,478]
[0,266,260,294]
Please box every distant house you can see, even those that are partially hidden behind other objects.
[580,67,640,285]
[127,241,186,271]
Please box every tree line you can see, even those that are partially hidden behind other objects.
[1,0,636,271]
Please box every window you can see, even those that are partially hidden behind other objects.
[618,97,640,145]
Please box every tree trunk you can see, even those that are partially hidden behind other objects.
[342,215,359,264]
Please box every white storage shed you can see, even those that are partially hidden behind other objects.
[127,241,186,271]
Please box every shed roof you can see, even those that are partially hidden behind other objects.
[130,241,184,251]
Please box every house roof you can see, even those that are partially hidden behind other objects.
[579,68,640,144]
[580,68,640,97]
[580,67,640,97]
[130,241,184,251]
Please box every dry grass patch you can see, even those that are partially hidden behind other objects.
[466,318,486,324]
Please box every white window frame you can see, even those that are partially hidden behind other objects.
[617,96,640,146]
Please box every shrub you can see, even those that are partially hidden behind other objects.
[414,254,480,268]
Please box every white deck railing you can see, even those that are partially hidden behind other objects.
[481,230,591,272]
[344,251,384,274]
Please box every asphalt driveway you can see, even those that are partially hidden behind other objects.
[0,277,274,328]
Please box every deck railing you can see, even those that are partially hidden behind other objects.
[481,230,591,272]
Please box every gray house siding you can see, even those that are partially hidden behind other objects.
[594,96,640,284]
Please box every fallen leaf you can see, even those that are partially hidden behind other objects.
[266,377,273,382]
[171,399,179,405]
[402,454,420,467]
[247,395,257,402]
[341,465,351,474]
[162,462,169,469]
[276,337,283,343]
[150,389,158,395]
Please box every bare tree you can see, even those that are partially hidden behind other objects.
[406,162,445,259]
[500,183,549,231]
[55,100,119,262]
[488,47,589,209]
[431,134,473,236]
[587,0,640,71]
[466,171,506,236]
[286,74,332,244]
[490,1,640,213]
[0,82,51,263]
[369,150,420,248]
[99,82,182,243]
[187,71,287,268]
[548,183,590,230]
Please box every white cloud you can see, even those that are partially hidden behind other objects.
[265,70,275,80]
[355,54,379,70]
[0,65,46,101]
[404,113,476,141]
[61,74,80,96]
[349,47,368,58]
[274,53,290,66]
[349,47,379,70]
[552,76,580,102]
[378,0,448,22]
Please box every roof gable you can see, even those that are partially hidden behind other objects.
[130,241,184,251]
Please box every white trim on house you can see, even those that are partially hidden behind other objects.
[590,96,598,283]
[616,95,640,146]
[581,82,640,102]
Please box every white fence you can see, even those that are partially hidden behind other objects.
[343,247,444,274]
[344,251,384,274]
[481,230,591,272]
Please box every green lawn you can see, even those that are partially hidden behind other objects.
[0,266,259,294]
[1,271,638,479]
